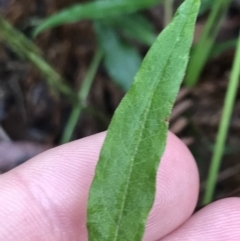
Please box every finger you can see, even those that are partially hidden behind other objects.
[0,132,199,241]
[160,198,240,241]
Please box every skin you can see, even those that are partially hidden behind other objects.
[0,132,239,241]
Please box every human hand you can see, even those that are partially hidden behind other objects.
[0,132,239,240]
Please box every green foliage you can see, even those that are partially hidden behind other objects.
[185,0,233,87]
[33,0,159,37]
[107,14,157,46]
[203,31,240,204]
[87,0,200,240]
[95,22,142,91]
[199,0,213,15]
[0,14,76,103]
[34,0,161,92]
[94,13,157,90]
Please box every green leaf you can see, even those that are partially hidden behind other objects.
[87,0,200,240]
[33,0,159,37]
[199,0,213,15]
[95,23,142,91]
[185,0,232,87]
[107,14,157,46]
[0,15,75,102]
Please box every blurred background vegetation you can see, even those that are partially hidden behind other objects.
[0,0,240,206]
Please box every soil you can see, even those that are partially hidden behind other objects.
[0,0,240,204]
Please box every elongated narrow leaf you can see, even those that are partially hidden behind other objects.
[87,0,200,241]
[95,22,142,91]
[185,0,232,87]
[0,15,75,102]
[33,0,158,36]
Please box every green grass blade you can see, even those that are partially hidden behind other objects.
[203,31,240,205]
[185,0,232,87]
[33,0,159,37]
[87,0,200,240]
[95,22,142,91]
[0,15,76,103]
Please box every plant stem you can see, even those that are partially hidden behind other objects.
[0,14,76,103]
[185,0,232,87]
[60,48,103,144]
[164,0,174,27]
[203,31,240,205]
